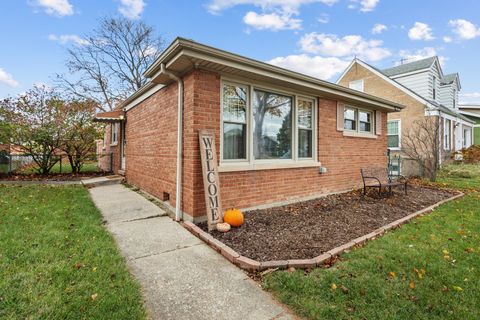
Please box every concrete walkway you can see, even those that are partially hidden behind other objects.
[89,184,294,320]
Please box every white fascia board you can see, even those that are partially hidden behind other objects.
[335,58,356,84]
[459,110,480,118]
[124,83,164,112]
[184,50,401,112]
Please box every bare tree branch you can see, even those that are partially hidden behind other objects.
[56,16,165,111]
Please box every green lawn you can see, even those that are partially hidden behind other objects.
[264,164,480,320]
[0,185,146,319]
[21,161,102,174]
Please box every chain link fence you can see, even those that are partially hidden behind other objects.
[0,152,113,175]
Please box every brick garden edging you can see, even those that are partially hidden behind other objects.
[182,192,464,272]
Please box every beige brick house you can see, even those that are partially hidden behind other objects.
[94,37,404,222]
[337,57,474,176]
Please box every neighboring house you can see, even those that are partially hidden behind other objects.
[337,57,474,176]
[459,105,480,145]
[94,37,404,223]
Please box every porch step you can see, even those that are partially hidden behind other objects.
[82,175,124,188]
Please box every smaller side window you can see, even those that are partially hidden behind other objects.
[358,110,372,133]
[111,123,118,144]
[444,119,451,150]
[349,80,364,92]
[432,76,437,100]
[387,120,400,149]
[298,99,314,158]
[344,107,357,131]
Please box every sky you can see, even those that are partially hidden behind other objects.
[1,0,480,104]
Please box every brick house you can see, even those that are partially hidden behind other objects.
[336,57,474,176]
[95,38,404,222]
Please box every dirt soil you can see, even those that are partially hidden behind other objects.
[200,186,457,261]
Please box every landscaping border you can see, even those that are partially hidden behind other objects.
[182,191,464,271]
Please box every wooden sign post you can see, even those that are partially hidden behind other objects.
[199,130,223,231]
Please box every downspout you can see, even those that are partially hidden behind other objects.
[160,63,184,221]
[438,110,442,166]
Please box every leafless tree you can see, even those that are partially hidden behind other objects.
[57,16,165,111]
[402,117,441,181]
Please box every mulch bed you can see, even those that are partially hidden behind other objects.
[0,172,107,181]
[199,186,457,261]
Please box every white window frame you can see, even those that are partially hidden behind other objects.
[432,76,437,100]
[220,81,249,164]
[110,123,118,146]
[387,119,401,150]
[349,79,364,92]
[219,79,319,171]
[444,119,451,150]
[343,106,374,135]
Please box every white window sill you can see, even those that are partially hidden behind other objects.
[343,131,377,139]
[388,147,401,151]
[218,161,322,172]
[110,142,118,147]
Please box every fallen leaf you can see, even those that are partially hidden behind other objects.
[92,267,97,272]
[341,285,349,294]
[465,248,474,253]
[331,283,337,290]
[452,286,463,292]
[442,249,449,255]
[388,272,397,278]
[409,281,415,289]
[91,293,98,301]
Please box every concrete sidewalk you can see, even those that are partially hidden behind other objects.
[89,184,294,320]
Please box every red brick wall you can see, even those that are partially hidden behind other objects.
[124,69,388,219]
[124,83,179,205]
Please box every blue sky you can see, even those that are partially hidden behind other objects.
[1,0,480,103]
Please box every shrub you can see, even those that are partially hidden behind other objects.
[461,145,480,163]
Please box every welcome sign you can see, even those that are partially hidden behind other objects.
[199,130,223,231]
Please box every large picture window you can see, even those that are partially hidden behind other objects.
[220,81,318,168]
[253,89,292,160]
[222,83,247,160]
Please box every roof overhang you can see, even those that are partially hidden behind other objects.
[93,110,125,123]
[142,38,404,113]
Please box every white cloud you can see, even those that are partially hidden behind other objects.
[372,23,387,34]
[268,54,350,80]
[32,0,74,16]
[317,13,329,24]
[243,11,301,30]
[207,0,337,30]
[299,32,391,61]
[443,36,453,43]
[408,22,434,40]
[118,0,145,19]
[207,0,338,15]
[359,0,379,12]
[460,92,480,105]
[449,19,480,40]
[348,0,380,12]
[48,34,88,46]
[0,68,19,87]
[398,47,447,66]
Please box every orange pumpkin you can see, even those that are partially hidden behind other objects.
[223,208,244,227]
